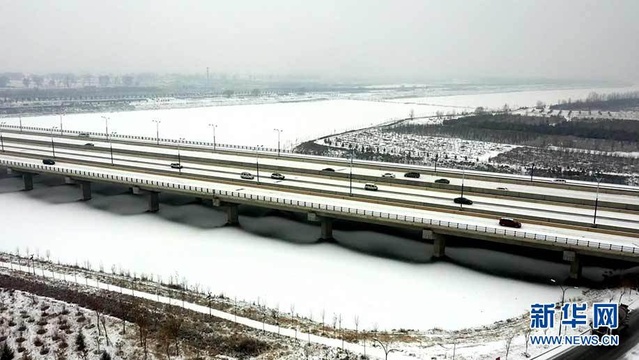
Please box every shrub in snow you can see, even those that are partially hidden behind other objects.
[0,342,15,360]
[100,351,112,360]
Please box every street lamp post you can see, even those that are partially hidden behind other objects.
[349,151,354,196]
[273,128,283,157]
[593,175,603,227]
[459,168,466,210]
[177,137,185,174]
[101,116,110,138]
[59,112,64,135]
[551,279,578,336]
[256,145,263,183]
[152,119,161,145]
[434,154,439,175]
[0,121,5,152]
[19,116,23,132]
[51,126,58,158]
[208,123,217,150]
[530,163,535,182]
[109,132,117,165]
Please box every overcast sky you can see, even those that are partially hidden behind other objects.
[2,0,638,82]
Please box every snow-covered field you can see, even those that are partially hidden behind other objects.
[390,85,639,110]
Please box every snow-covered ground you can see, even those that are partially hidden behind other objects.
[389,85,639,110]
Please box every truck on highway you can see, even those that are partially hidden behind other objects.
[591,303,630,338]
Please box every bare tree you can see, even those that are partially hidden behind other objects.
[321,309,326,334]
[524,328,532,356]
[373,338,399,360]
[505,334,515,360]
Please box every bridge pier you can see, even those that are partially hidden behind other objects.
[226,204,239,226]
[320,217,333,241]
[64,176,76,185]
[79,181,92,201]
[22,173,33,191]
[423,230,446,258]
[148,191,159,213]
[569,253,582,280]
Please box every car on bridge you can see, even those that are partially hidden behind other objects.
[454,197,473,205]
[381,173,395,178]
[271,173,285,180]
[42,159,56,165]
[321,168,335,172]
[404,172,420,178]
[78,132,90,137]
[84,143,95,147]
[170,163,183,169]
[496,186,508,191]
[434,178,450,184]
[364,183,378,191]
[241,172,255,180]
[553,179,567,183]
[499,218,521,228]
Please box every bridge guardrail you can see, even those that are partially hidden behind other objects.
[1,158,637,257]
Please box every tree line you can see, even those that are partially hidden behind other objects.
[386,114,639,151]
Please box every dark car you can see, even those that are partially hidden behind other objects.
[454,197,473,205]
[84,143,95,147]
[170,163,183,169]
[434,178,450,184]
[404,172,420,178]
[499,218,522,228]
[271,173,285,180]
[42,159,56,165]
[322,168,335,172]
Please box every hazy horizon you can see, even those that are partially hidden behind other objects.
[2,0,638,83]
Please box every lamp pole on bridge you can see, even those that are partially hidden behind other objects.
[530,163,535,182]
[0,121,5,152]
[593,174,603,228]
[59,111,64,135]
[255,145,264,183]
[19,115,22,132]
[152,119,161,145]
[101,116,110,138]
[177,137,185,174]
[50,126,58,158]
[273,128,283,157]
[208,123,217,150]
[109,132,117,166]
[459,168,466,210]
[349,150,354,196]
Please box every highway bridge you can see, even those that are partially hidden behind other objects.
[1,125,638,279]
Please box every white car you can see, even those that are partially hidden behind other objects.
[381,173,396,178]
[364,184,378,191]
[241,172,255,180]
